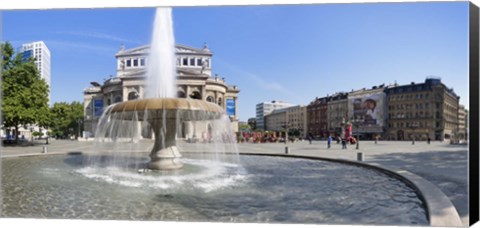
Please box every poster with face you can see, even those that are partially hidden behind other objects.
[352,94,382,126]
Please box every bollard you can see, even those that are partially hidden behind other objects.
[357,152,363,161]
[285,146,289,154]
[43,146,48,153]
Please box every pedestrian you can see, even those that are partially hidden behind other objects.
[327,135,332,149]
[308,133,312,144]
[427,136,431,144]
[341,138,347,149]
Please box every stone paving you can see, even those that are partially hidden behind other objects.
[0,138,470,225]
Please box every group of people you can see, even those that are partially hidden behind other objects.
[325,135,349,149]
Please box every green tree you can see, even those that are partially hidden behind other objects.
[49,101,84,139]
[2,42,50,144]
[238,122,252,132]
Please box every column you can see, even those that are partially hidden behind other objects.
[185,86,190,99]
[139,86,144,99]
[123,86,128,102]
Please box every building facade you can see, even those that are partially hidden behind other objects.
[255,100,295,130]
[264,109,287,132]
[385,78,459,141]
[21,41,51,104]
[347,85,387,140]
[457,104,467,141]
[286,105,307,138]
[264,105,307,138]
[307,97,329,138]
[327,92,349,137]
[83,44,240,137]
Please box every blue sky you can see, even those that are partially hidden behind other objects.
[1,2,470,121]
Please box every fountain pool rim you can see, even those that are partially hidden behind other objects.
[0,150,462,226]
[110,98,225,114]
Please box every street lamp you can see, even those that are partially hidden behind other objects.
[45,126,49,144]
[76,118,83,140]
[30,127,34,143]
[351,116,363,150]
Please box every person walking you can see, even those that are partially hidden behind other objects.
[341,138,347,149]
[427,136,431,144]
[327,135,332,149]
[308,133,313,144]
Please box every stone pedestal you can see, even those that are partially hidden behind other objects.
[148,118,183,170]
[148,145,183,170]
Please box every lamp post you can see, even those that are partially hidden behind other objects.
[45,126,49,144]
[351,116,363,150]
[76,118,83,140]
[30,127,34,143]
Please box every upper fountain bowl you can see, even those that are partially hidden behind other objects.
[109,98,225,121]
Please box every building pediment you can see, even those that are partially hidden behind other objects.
[116,44,212,57]
[119,68,208,80]
[116,45,149,57]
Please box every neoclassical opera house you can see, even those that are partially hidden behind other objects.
[83,43,240,139]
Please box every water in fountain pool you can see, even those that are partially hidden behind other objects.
[1,154,428,225]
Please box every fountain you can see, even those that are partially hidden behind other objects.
[96,8,226,170]
[0,7,432,225]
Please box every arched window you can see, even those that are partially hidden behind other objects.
[189,91,201,100]
[217,97,223,106]
[206,96,214,103]
[128,92,139,100]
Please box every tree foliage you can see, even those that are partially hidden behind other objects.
[1,42,50,143]
[238,122,252,132]
[49,101,84,139]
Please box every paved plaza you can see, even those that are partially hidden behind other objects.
[0,138,470,225]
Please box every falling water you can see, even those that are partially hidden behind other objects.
[84,6,243,190]
[145,7,177,98]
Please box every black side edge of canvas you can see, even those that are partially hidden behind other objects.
[470,1,480,226]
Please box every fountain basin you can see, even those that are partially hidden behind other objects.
[1,153,429,225]
[102,98,226,170]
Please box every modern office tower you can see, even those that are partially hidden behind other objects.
[255,100,295,130]
[21,41,51,104]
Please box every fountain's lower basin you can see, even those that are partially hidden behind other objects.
[1,154,428,225]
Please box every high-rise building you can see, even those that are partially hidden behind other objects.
[255,100,295,130]
[21,41,51,104]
